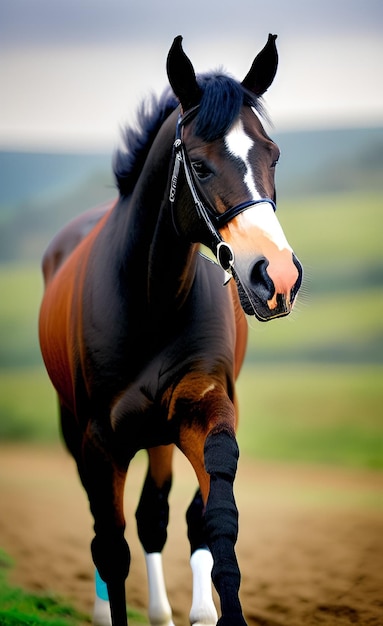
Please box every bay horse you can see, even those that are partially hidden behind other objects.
[39,35,302,626]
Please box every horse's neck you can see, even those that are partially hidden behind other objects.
[112,113,198,316]
[147,206,199,314]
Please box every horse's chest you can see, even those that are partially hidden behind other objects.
[106,317,231,448]
[107,346,182,449]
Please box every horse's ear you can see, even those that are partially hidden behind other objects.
[242,33,278,96]
[167,36,202,112]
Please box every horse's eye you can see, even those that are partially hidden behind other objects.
[192,161,213,180]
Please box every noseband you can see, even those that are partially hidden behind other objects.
[169,106,277,277]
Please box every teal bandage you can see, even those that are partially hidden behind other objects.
[95,568,109,601]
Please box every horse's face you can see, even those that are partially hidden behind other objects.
[167,35,303,321]
[182,106,302,320]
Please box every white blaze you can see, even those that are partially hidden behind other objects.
[224,119,260,199]
[238,203,293,252]
[225,118,292,253]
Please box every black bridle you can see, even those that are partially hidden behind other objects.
[169,106,277,276]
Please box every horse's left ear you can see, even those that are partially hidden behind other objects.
[167,36,202,112]
[242,33,278,96]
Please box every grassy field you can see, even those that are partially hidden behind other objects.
[0,192,382,467]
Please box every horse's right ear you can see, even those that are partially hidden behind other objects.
[167,36,202,112]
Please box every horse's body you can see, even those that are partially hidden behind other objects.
[39,35,302,626]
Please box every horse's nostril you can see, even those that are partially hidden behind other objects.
[249,258,274,301]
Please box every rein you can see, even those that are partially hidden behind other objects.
[169,107,277,278]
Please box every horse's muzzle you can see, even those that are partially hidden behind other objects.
[235,253,303,321]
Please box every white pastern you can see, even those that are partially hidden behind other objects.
[93,596,112,626]
[189,549,218,626]
[238,202,293,252]
[145,552,175,626]
[224,119,260,200]
[93,569,112,626]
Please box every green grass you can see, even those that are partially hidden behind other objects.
[0,550,89,626]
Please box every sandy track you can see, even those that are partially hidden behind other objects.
[0,445,382,625]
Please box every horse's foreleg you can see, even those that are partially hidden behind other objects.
[180,420,246,626]
[203,427,246,626]
[135,445,175,626]
[186,490,218,626]
[76,437,130,626]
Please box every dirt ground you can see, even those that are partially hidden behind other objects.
[0,445,382,626]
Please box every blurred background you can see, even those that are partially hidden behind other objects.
[0,0,382,468]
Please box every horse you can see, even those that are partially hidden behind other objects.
[39,34,302,626]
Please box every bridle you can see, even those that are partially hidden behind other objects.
[169,105,277,279]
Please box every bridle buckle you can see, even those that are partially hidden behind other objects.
[216,241,234,285]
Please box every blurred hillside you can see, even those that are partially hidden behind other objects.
[0,126,382,262]
[0,152,114,262]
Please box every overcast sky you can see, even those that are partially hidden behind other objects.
[1,0,382,151]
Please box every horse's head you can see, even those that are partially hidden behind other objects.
[167,35,303,321]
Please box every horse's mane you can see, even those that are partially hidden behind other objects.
[114,72,265,196]
[114,87,178,195]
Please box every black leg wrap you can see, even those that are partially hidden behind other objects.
[204,428,239,480]
[205,475,240,593]
[135,472,172,553]
[186,488,208,555]
[204,429,246,624]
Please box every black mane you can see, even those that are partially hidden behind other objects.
[114,88,178,196]
[114,72,265,196]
